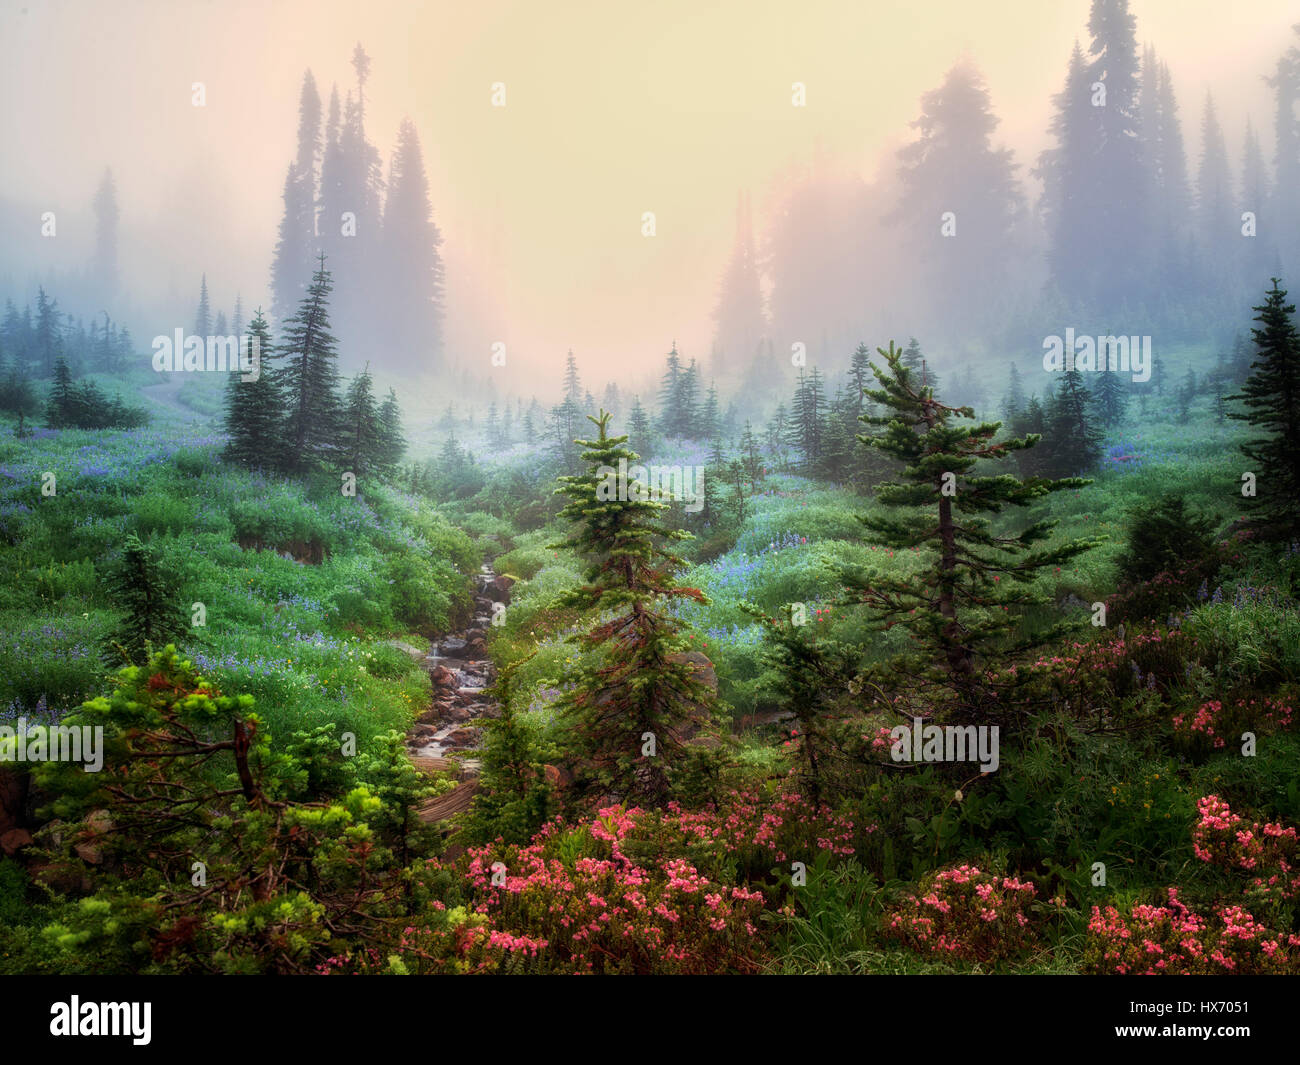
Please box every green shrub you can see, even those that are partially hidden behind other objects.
[174,446,216,477]
[133,493,195,537]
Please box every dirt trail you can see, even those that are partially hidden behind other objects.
[139,376,195,416]
[408,564,504,823]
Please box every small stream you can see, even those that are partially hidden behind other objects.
[406,564,503,775]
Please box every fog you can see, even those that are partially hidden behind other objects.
[0,0,1293,400]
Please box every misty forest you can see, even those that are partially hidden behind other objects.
[6,0,1300,978]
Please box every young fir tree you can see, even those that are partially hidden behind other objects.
[742,602,854,806]
[1041,367,1103,477]
[657,343,685,437]
[1118,494,1216,586]
[46,355,80,428]
[1003,362,1026,419]
[102,534,188,666]
[459,654,555,845]
[222,309,282,469]
[375,388,406,477]
[901,337,939,394]
[340,365,380,477]
[34,286,62,378]
[849,343,874,412]
[738,420,764,483]
[725,456,749,524]
[849,342,1101,712]
[0,361,39,436]
[627,395,651,441]
[1092,365,1128,426]
[194,274,212,338]
[1228,279,1300,539]
[278,254,342,472]
[550,412,714,804]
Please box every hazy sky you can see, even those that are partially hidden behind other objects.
[0,0,1292,394]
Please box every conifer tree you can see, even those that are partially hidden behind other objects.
[700,381,721,441]
[711,191,767,371]
[901,337,939,393]
[271,163,315,325]
[91,168,119,302]
[1228,279,1300,538]
[0,361,39,436]
[738,420,764,483]
[1196,92,1235,282]
[766,402,790,471]
[378,117,444,370]
[376,387,406,477]
[460,655,555,845]
[340,365,380,476]
[194,274,212,337]
[551,412,714,803]
[743,602,854,805]
[657,343,683,435]
[222,310,282,469]
[1041,368,1103,477]
[34,286,61,378]
[893,60,1024,322]
[1003,362,1026,418]
[563,349,582,404]
[278,254,342,472]
[676,360,701,438]
[1092,366,1128,426]
[102,534,188,666]
[1177,367,1198,420]
[849,342,1100,711]
[849,343,873,412]
[627,395,651,441]
[47,355,79,428]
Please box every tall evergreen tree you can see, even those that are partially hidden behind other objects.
[278,255,342,471]
[563,349,582,403]
[271,163,315,324]
[627,395,650,442]
[1241,118,1274,278]
[1266,27,1300,274]
[1092,366,1128,426]
[1228,279,1300,538]
[1196,92,1235,282]
[91,168,119,301]
[222,309,282,469]
[1083,0,1149,306]
[340,365,380,476]
[849,342,1099,710]
[194,275,212,338]
[378,117,444,371]
[1037,41,1098,303]
[893,59,1024,322]
[1041,368,1104,477]
[295,70,322,216]
[376,387,406,477]
[550,412,714,804]
[1003,362,1026,419]
[34,286,62,377]
[900,337,939,393]
[712,190,767,371]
